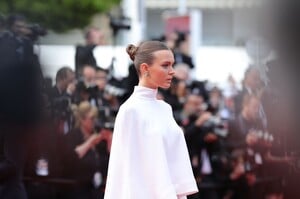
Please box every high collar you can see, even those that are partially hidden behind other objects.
[132,86,158,100]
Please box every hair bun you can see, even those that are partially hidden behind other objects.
[126,44,138,61]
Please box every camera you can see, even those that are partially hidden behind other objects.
[27,23,47,41]
[76,81,98,98]
[109,14,131,37]
[110,16,131,31]
[96,106,118,132]
[52,96,71,120]
[203,116,228,138]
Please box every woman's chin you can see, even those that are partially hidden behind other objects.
[160,84,171,89]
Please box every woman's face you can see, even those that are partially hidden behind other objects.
[81,111,96,134]
[146,50,175,89]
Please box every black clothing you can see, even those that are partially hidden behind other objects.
[0,31,43,199]
[122,63,139,102]
[0,125,29,199]
[233,88,249,117]
[227,114,268,199]
[174,52,195,69]
[227,114,265,149]
[0,31,43,124]
[62,128,109,199]
[75,45,97,76]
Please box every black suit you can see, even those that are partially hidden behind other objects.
[174,52,195,69]
[61,128,109,199]
[0,31,43,199]
[75,45,97,76]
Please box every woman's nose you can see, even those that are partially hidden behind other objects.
[169,67,175,75]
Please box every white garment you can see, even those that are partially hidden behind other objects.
[104,86,198,199]
[201,149,212,175]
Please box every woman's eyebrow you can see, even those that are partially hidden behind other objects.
[161,61,174,65]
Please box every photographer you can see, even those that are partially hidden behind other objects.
[49,67,76,134]
[75,27,104,77]
[179,94,224,199]
[0,14,44,199]
[73,65,99,106]
[95,67,118,131]
[62,101,111,199]
[227,94,272,199]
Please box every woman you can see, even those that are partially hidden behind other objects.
[104,41,198,199]
[63,101,112,199]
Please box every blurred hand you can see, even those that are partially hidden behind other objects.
[66,83,76,95]
[88,133,103,147]
[246,173,256,186]
[99,129,113,142]
[230,162,245,180]
[204,133,218,143]
[246,131,258,146]
[98,129,113,152]
[195,112,212,126]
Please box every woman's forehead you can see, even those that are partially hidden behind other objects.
[153,50,174,62]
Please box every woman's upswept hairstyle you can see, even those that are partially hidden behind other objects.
[126,40,170,75]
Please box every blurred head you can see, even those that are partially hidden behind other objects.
[84,27,104,45]
[209,87,222,107]
[175,32,190,55]
[174,63,190,81]
[242,95,260,121]
[75,101,98,134]
[126,40,175,89]
[7,14,31,37]
[243,67,262,91]
[82,65,96,86]
[95,67,108,90]
[183,94,204,116]
[165,32,179,49]
[55,67,75,92]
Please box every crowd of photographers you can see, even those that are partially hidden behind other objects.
[0,13,296,199]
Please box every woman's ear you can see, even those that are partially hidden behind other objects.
[140,63,149,75]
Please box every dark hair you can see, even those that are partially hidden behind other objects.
[6,14,26,29]
[56,66,73,82]
[126,40,170,75]
[95,66,108,74]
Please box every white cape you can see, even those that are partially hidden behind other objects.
[104,86,198,199]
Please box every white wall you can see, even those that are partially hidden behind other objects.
[36,45,249,87]
[194,46,250,88]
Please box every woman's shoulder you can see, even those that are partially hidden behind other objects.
[157,99,173,111]
[117,98,140,115]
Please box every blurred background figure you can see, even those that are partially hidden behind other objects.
[0,13,44,199]
[62,101,111,199]
[75,27,104,77]
[1,0,300,198]
[173,32,194,69]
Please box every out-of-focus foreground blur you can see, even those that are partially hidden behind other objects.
[1,0,300,199]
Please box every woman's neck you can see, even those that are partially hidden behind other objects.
[138,79,157,89]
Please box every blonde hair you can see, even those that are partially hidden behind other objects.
[73,101,98,128]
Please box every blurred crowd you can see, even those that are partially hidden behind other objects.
[0,14,298,199]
